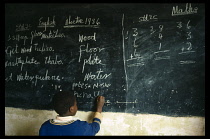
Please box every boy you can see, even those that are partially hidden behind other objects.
[39,91,105,136]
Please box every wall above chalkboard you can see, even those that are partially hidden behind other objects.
[5,3,205,117]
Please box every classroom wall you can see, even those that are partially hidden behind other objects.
[5,107,205,136]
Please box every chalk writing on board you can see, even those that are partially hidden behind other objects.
[16,70,62,86]
[120,2,204,115]
[72,81,111,90]
[37,16,56,31]
[77,31,106,73]
[171,3,198,16]
[30,29,65,44]
[64,15,100,28]
[45,55,63,65]
[174,16,196,64]
[5,45,19,57]
[5,14,67,88]
[5,73,13,82]
[15,24,31,32]
[7,34,28,45]
[139,14,158,22]
[5,56,40,71]
[5,3,205,116]
[81,49,106,73]
[79,32,96,42]
[74,90,100,99]
[83,69,112,81]
[5,43,55,58]
[78,43,105,63]
[34,43,55,53]
[64,13,114,106]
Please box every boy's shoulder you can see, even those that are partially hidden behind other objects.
[41,119,88,126]
[40,119,51,126]
[39,119,100,136]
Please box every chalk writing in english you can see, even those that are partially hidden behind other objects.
[82,54,105,73]
[79,43,105,62]
[16,70,61,86]
[37,16,56,31]
[5,45,19,57]
[79,32,96,42]
[83,69,112,81]
[172,3,198,16]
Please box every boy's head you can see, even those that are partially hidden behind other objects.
[52,91,78,116]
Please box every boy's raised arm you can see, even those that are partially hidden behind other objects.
[96,96,105,113]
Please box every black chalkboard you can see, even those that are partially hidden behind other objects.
[5,3,205,116]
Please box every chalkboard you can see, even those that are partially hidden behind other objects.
[5,3,205,116]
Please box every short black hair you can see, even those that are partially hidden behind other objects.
[52,91,76,116]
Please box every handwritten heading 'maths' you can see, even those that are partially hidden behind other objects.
[172,3,198,16]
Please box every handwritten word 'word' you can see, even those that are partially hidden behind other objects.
[79,32,96,43]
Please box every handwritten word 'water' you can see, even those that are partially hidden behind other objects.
[83,69,112,81]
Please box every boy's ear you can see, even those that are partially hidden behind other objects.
[69,106,74,112]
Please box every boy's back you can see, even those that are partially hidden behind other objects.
[39,113,101,136]
[39,91,105,136]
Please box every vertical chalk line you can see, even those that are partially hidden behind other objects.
[122,14,128,92]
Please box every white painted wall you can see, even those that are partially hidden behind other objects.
[5,107,205,135]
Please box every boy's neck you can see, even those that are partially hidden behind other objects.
[59,113,75,117]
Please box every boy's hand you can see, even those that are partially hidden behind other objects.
[96,96,105,113]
